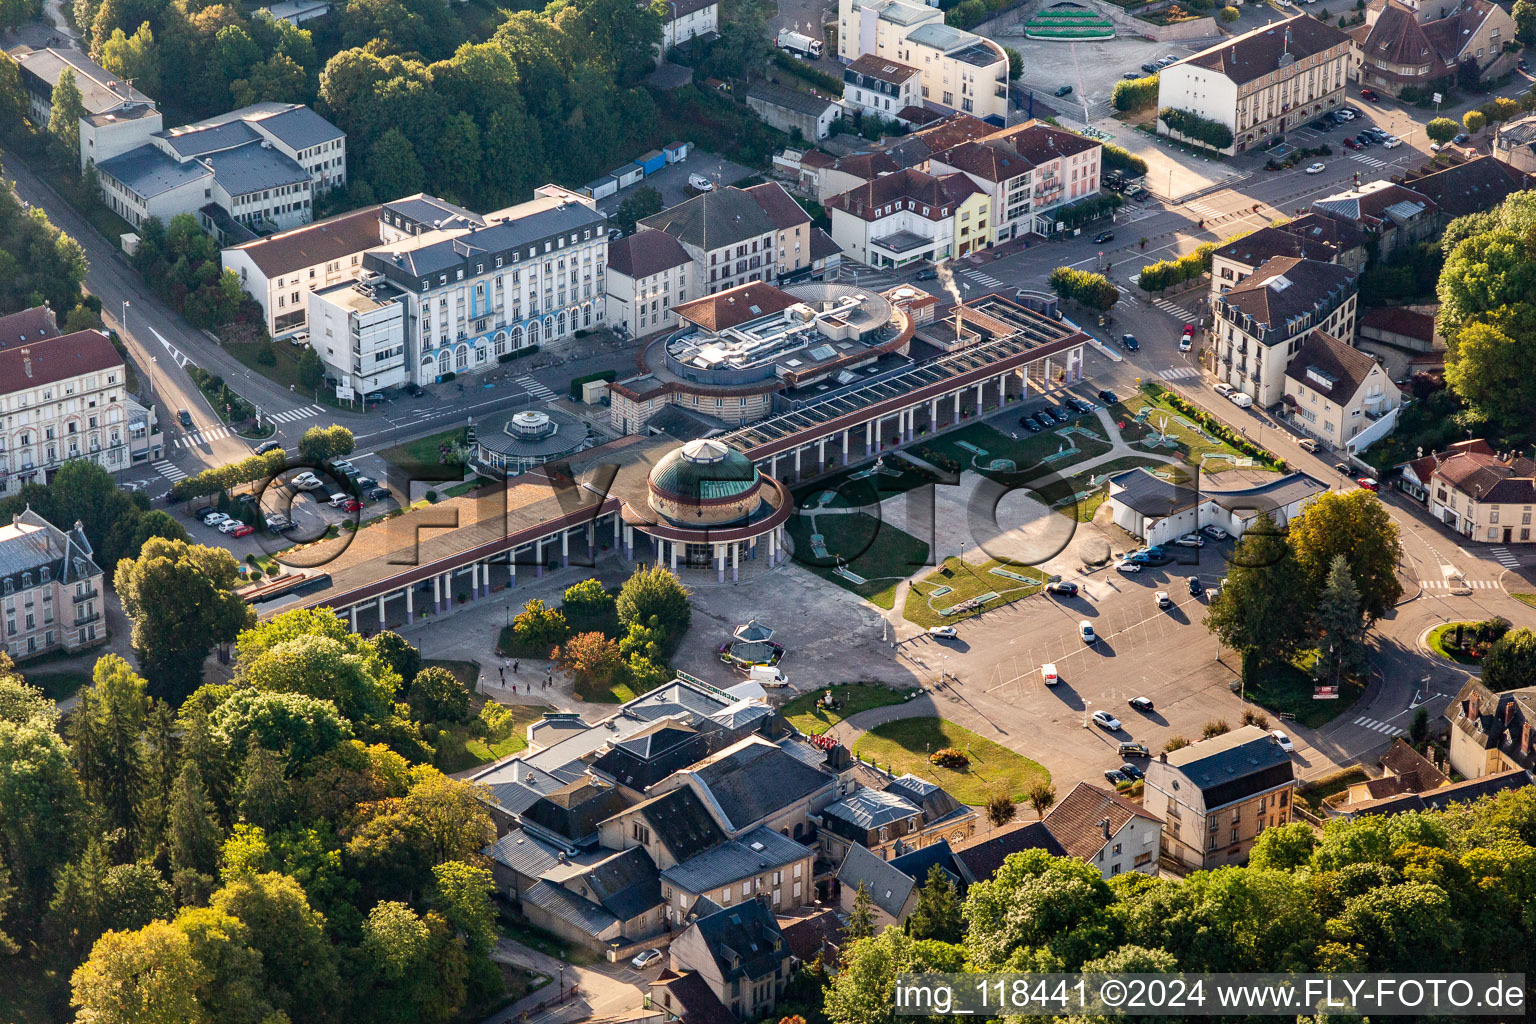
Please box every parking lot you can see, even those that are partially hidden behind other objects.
[594,151,758,217]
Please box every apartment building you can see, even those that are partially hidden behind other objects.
[1354,0,1515,97]
[357,185,607,384]
[1446,681,1536,779]
[745,182,814,280]
[221,205,383,338]
[0,509,106,661]
[661,0,719,49]
[1412,444,1536,543]
[928,119,1102,239]
[307,277,408,396]
[658,827,815,923]
[1144,726,1296,871]
[604,230,693,338]
[1209,224,1343,300]
[842,54,923,121]
[0,327,160,490]
[1282,329,1400,450]
[638,187,778,297]
[1044,782,1164,879]
[1210,255,1358,407]
[826,167,988,266]
[6,46,160,172]
[1157,15,1352,154]
[837,0,1009,121]
[1311,179,1438,259]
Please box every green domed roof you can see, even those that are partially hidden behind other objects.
[650,439,759,501]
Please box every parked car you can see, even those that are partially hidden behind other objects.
[632,949,663,970]
[355,476,377,491]
[342,498,363,513]
[688,174,714,192]
[330,460,355,474]
[265,515,291,532]
[1093,230,1114,243]
[254,440,283,455]
[915,268,939,281]
[218,519,245,534]
[1213,381,1235,398]
[1298,437,1320,452]
[1454,132,1470,144]
[1114,559,1142,573]
[230,523,255,538]
[1343,137,1363,150]
[1155,591,1171,609]
[1360,87,1379,100]
[1080,620,1096,643]
[1142,545,1166,559]
[1121,334,1139,351]
[1173,533,1203,547]
[1271,729,1295,752]
[1097,388,1118,404]
[1335,108,1357,121]
[1041,663,1059,686]
[202,512,228,527]
[1334,462,1351,475]
[1046,581,1079,596]
[1021,415,1042,432]
[1229,392,1254,408]
[1140,61,1159,73]
[1104,768,1129,784]
[1305,162,1326,174]
[1068,397,1092,414]
[1119,762,1145,780]
[1383,136,1403,148]
[366,486,391,501]
[1201,525,1229,540]
[194,505,216,519]
[1119,741,1151,757]
[1036,408,1058,426]
[405,383,426,398]
[1187,575,1202,596]
[1122,70,1141,79]
[1054,84,1073,97]
[1357,476,1380,492]
[929,625,957,639]
[1092,710,1122,731]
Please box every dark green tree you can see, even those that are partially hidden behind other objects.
[1204,515,1309,669]
[907,864,962,943]
[406,665,471,723]
[238,745,293,831]
[297,346,325,391]
[846,880,876,941]
[169,763,223,880]
[1483,627,1536,691]
[66,655,150,855]
[48,67,86,156]
[1313,554,1368,686]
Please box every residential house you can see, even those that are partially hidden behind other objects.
[0,328,161,489]
[652,735,840,839]
[775,907,842,966]
[808,225,844,277]
[605,231,694,338]
[800,150,904,203]
[1042,781,1163,879]
[354,184,607,385]
[837,0,1009,121]
[661,0,719,50]
[1209,224,1344,300]
[818,772,976,862]
[746,182,815,281]
[826,167,987,266]
[1407,443,1536,542]
[6,46,160,171]
[1282,329,1400,450]
[842,54,924,122]
[519,846,666,952]
[1341,769,1534,816]
[639,187,778,298]
[1156,15,1353,154]
[1398,155,1533,226]
[598,788,729,871]
[220,205,383,338]
[1352,1,1454,97]
[0,509,106,661]
[1311,179,1437,258]
[834,840,961,928]
[745,81,842,142]
[663,899,794,1022]
[928,119,1102,239]
[1143,725,1296,871]
[1494,112,1536,173]
[307,275,408,395]
[1331,737,1450,814]
[1447,681,1536,778]
[1420,0,1515,80]
[949,821,1066,885]
[1210,255,1359,407]
[1278,212,1369,274]
[648,969,737,1024]
[659,827,815,923]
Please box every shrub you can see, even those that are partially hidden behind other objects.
[570,369,618,399]
[1158,107,1235,151]
[1112,74,1159,112]
[1049,266,1119,310]
[1203,718,1231,738]
[1241,708,1270,729]
[1102,142,1148,175]
[1164,735,1191,752]
[1218,4,1240,19]
[256,345,277,366]
[929,747,970,769]
[498,344,539,364]
[772,52,842,94]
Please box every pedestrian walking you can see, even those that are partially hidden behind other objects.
[514,660,519,674]
[499,667,505,683]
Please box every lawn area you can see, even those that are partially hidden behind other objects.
[904,556,1045,628]
[379,426,471,481]
[1426,622,1486,665]
[785,510,930,609]
[915,418,1112,481]
[576,673,639,704]
[24,669,94,702]
[1242,649,1364,728]
[424,658,482,689]
[852,717,1049,804]
[433,700,545,774]
[1115,393,1269,474]
[1514,593,1536,609]
[1033,456,1183,523]
[781,683,915,736]
[792,456,943,510]
[226,340,349,411]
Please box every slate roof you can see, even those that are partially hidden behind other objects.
[370,192,606,280]
[825,167,975,222]
[846,53,920,83]
[660,827,812,893]
[521,878,620,934]
[1216,225,1338,267]
[823,787,920,830]
[950,821,1066,884]
[0,508,102,589]
[1179,14,1350,85]
[1401,156,1531,220]
[1219,256,1357,329]
[0,329,121,393]
[96,146,208,199]
[746,181,811,231]
[687,737,834,832]
[483,825,564,878]
[620,787,728,862]
[0,307,59,347]
[9,46,152,114]
[381,193,486,232]
[1345,769,1534,817]
[640,186,775,251]
[541,846,663,922]
[663,0,717,20]
[1108,467,1199,518]
[203,141,311,197]
[522,777,629,842]
[1161,725,1294,809]
[747,80,840,119]
[223,206,382,277]
[589,719,716,792]
[245,103,345,150]
[1280,212,1366,255]
[809,225,842,261]
[1448,680,1535,757]
[689,899,788,983]
[836,842,916,918]
[886,774,966,824]
[157,119,261,159]
[673,282,800,332]
[1284,329,1380,402]
[1043,781,1162,860]
[607,231,691,281]
[650,970,735,1024]
[888,839,961,889]
[1204,472,1327,516]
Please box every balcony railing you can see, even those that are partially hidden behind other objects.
[72,588,97,604]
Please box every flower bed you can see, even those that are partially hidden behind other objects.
[930,747,970,769]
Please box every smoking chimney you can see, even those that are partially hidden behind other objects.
[20,348,32,379]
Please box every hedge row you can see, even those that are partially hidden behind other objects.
[1158,106,1234,151]
[1049,266,1119,311]
[1112,74,1158,112]
[1136,242,1215,292]
[1026,26,1115,36]
[1102,141,1148,175]
[1147,385,1286,469]
[171,449,288,502]
[570,369,618,399]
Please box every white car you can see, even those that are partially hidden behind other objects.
[218,519,245,534]
[331,460,355,474]
[1383,136,1403,148]
[688,174,714,192]
[928,625,957,639]
[1179,335,1192,352]
[1334,109,1356,121]
[631,949,663,969]
[1114,560,1142,573]
[1229,392,1254,408]
[1155,591,1171,608]
[1173,533,1204,547]
[288,332,309,347]
[1042,663,1059,686]
[1092,710,1122,731]
[202,512,229,526]
[1305,162,1326,174]
[1271,729,1295,752]
[1202,525,1229,540]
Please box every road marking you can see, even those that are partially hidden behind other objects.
[1353,715,1405,736]
[1419,579,1497,589]
[516,375,557,401]
[152,460,187,482]
[1350,153,1389,168]
[1158,366,1200,381]
[1150,296,1188,318]
[175,425,231,448]
[1490,545,1519,568]
[1184,199,1225,219]
[961,269,1004,289]
[268,403,324,424]
[145,325,193,368]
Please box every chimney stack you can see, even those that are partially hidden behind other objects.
[1100,817,1111,840]
[1159,751,1168,763]
[1470,693,1480,720]
[1522,721,1531,757]
[20,347,31,379]
[1506,700,1516,726]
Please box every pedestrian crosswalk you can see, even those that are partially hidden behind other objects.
[1490,545,1519,568]
[1351,153,1389,168]
[1183,199,1224,220]
[176,425,232,448]
[267,403,323,425]
[152,460,187,482]
[1158,366,1201,381]
[961,269,1004,290]
[1419,578,1499,590]
[517,375,557,401]
[1354,715,1405,737]
[1150,296,1189,319]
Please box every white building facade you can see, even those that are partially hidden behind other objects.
[221,205,384,338]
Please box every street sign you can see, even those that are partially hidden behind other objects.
[1432,92,1443,104]
[336,384,356,401]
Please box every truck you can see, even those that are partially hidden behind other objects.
[776,30,824,58]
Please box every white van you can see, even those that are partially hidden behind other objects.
[1213,382,1235,398]
[748,665,788,687]
[1229,392,1254,408]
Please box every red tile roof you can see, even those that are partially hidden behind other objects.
[0,306,60,347]
[0,329,121,394]
[672,281,799,331]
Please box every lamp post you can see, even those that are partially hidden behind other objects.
[559,965,566,1003]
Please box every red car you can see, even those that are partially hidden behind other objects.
[1360,87,1379,101]
[1343,138,1362,150]
[1357,477,1380,492]
[343,498,363,512]
[230,523,255,538]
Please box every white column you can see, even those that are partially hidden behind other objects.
[406,584,414,624]
[671,541,679,572]
[731,541,740,582]
[975,382,984,414]
[842,429,850,463]
[768,530,777,565]
[794,447,801,476]
[348,606,358,632]
[432,574,441,613]
[377,595,385,626]
[818,437,827,469]
[954,391,962,424]
[509,552,517,587]
[715,543,725,582]
[561,530,569,567]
